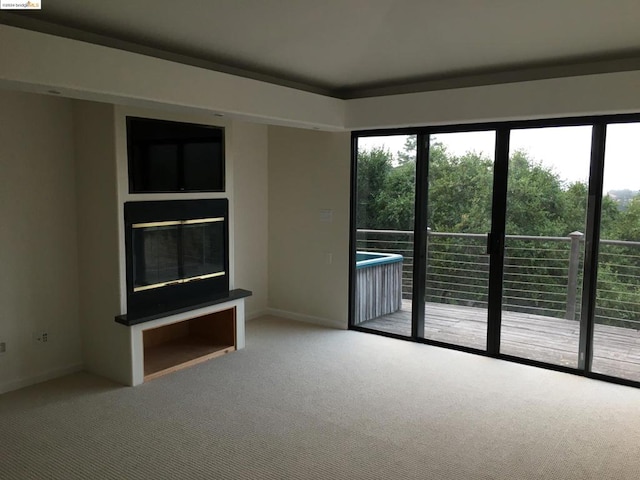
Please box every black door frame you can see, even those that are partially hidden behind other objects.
[349,113,640,389]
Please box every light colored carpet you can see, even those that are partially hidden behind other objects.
[2,315,640,479]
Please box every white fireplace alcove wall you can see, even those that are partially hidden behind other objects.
[75,101,250,386]
[129,298,246,386]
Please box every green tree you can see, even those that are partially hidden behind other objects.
[376,161,416,230]
[505,150,565,236]
[612,196,640,241]
[356,146,392,229]
[396,136,417,165]
[599,194,621,238]
[562,182,588,234]
[427,146,493,233]
[552,181,619,236]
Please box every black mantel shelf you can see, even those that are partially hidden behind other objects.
[115,289,253,326]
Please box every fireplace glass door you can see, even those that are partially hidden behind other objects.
[182,218,226,280]
[132,217,225,292]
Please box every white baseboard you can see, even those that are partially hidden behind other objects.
[265,308,347,330]
[0,363,84,395]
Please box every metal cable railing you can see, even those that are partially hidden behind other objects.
[426,233,489,307]
[595,243,640,328]
[356,229,640,329]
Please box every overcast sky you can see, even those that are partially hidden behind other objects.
[358,123,640,193]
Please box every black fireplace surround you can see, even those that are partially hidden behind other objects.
[122,199,230,321]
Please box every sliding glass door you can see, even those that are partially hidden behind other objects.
[500,126,593,367]
[422,131,495,349]
[353,135,416,336]
[591,122,640,382]
[351,114,640,387]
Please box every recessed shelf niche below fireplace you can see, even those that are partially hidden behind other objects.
[143,307,236,382]
[121,291,250,385]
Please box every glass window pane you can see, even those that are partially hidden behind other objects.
[182,221,226,279]
[133,224,180,289]
[500,126,592,367]
[591,122,640,382]
[423,131,495,350]
[354,135,416,336]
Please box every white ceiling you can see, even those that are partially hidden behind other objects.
[4,0,640,97]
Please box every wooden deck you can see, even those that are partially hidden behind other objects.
[359,300,640,382]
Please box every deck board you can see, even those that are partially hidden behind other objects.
[359,300,640,382]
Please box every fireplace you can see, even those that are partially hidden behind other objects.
[124,199,229,320]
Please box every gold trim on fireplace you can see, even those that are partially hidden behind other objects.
[133,271,226,292]
[133,220,180,229]
[133,217,224,229]
[183,217,224,225]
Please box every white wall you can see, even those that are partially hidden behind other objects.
[268,127,350,328]
[112,108,270,318]
[77,105,271,384]
[232,121,269,319]
[111,106,233,318]
[0,24,345,131]
[0,94,271,390]
[4,23,640,134]
[74,100,131,385]
[0,90,83,393]
[346,71,640,129]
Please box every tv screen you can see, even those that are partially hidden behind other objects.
[127,117,224,193]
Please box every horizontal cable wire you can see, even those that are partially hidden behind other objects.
[357,229,640,328]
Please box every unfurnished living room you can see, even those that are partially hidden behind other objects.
[2,2,640,479]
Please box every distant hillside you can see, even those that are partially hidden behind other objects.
[607,189,639,210]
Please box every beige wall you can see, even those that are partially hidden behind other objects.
[0,90,83,393]
[268,127,350,328]
[74,100,131,385]
[232,121,269,318]
[0,90,279,391]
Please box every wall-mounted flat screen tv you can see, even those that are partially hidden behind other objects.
[127,116,224,193]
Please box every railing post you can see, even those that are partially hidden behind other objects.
[565,231,584,320]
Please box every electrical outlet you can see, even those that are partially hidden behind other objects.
[0,342,6,355]
[33,331,49,343]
